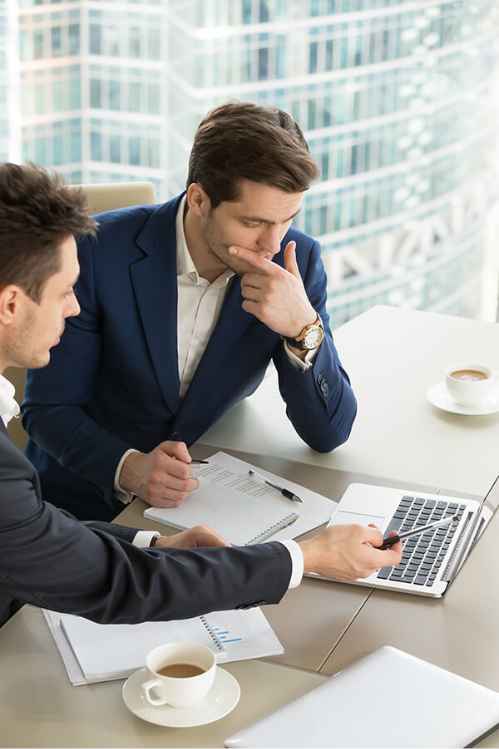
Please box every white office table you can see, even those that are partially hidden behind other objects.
[0,606,326,748]
[201,305,499,498]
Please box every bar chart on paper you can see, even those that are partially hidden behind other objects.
[44,606,284,684]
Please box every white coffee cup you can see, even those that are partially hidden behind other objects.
[445,364,497,407]
[141,642,216,708]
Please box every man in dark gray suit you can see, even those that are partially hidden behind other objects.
[0,163,401,628]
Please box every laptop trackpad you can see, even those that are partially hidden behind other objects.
[331,510,388,530]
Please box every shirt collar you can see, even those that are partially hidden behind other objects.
[0,373,20,426]
[175,195,234,286]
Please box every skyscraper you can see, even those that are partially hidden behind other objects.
[166,0,499,322]
[0,0,19,162]
[18,0,167,193]
[14,0,499,323]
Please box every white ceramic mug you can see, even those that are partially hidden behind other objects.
[445,364,497,407]
[141,642,216,708]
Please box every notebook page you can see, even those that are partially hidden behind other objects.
[144,451,335,544]
[57,607,283,683]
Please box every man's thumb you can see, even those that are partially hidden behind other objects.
[284,241,300,278]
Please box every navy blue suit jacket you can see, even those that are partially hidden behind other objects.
[23,193,356,520]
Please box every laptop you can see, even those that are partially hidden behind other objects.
[224,646,499,747]
[307,474,499,598]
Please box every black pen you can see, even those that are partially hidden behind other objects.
[248,469,303,503]
[191,460,209,464]
[379,514,458,550]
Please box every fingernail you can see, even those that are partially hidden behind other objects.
[229,246,237,255]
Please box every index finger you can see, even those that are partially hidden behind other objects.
[371,542,403,567]
[158,440,191,463]
[228,245,278,273]
[361,526,384,547]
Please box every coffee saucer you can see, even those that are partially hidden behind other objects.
[427,382,499,416]
[122,667,240,728]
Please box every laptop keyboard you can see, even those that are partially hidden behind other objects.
[377,496,465,587]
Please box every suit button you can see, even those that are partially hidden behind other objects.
[317,375,329,397]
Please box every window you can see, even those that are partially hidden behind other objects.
[109,81,121,110]
[91,131,102,161]
[109,135,121,163]
[90,79,101,108]
[51,27,62,57]
[33,30,44,59]
[89,25,101,55]
[128,136,141,165]
[68,25,80,55]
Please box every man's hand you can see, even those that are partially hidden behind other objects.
[119,441,198,508]
[154,526,228,549]
[298,524,402,581]
[230,241,316,338]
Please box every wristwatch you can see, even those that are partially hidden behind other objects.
[285,314,324,351]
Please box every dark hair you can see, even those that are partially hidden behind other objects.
[187,102,319,208]
[0,163,96,303]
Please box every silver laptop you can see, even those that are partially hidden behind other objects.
[307,475,499,598]
[225,646,499,748]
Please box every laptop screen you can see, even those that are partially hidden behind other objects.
[446,474,499,589]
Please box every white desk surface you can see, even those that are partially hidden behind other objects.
[201,306,499,498]
[0,606,325,748]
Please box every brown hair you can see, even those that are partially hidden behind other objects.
[187,102,319,208]
[0,163,96,303]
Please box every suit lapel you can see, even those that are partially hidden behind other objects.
[130,196,183,415]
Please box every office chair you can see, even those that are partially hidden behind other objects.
[6,181,156,449]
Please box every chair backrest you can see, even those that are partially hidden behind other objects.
[79,181,156,214]
[7,181,156,449]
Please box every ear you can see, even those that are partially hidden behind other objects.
[186,182,212,218]
[0,286,23,327]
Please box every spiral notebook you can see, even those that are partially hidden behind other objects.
[44,606,283,685]
[144,451,335,545]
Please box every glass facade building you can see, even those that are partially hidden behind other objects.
[19,0,167,192]
[166,0,499,322]
[0,0,19,162]
[11,1,499,323]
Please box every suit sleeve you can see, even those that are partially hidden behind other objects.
[0,456,291,624]
[272,240,357,453]
[21,234,130,490]
[84,521,137,544]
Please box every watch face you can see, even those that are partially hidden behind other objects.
[304,327,323,349]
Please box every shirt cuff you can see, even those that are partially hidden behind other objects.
[114,448,140,505]
[133,531,160,548]
[277,539,304,589]
[283,340,319,371]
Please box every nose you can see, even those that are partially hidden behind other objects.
[257,225,282,256]
[66,292,80,318]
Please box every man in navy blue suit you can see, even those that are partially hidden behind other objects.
[23,102,357,522]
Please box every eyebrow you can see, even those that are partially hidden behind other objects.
[241,209,301,225]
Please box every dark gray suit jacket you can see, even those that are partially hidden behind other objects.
[0,423,291,628]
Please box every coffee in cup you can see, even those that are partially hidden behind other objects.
[449,369,488,382]
[141,642,216,708]
[445,364,496,407]
[158,663,205,678]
